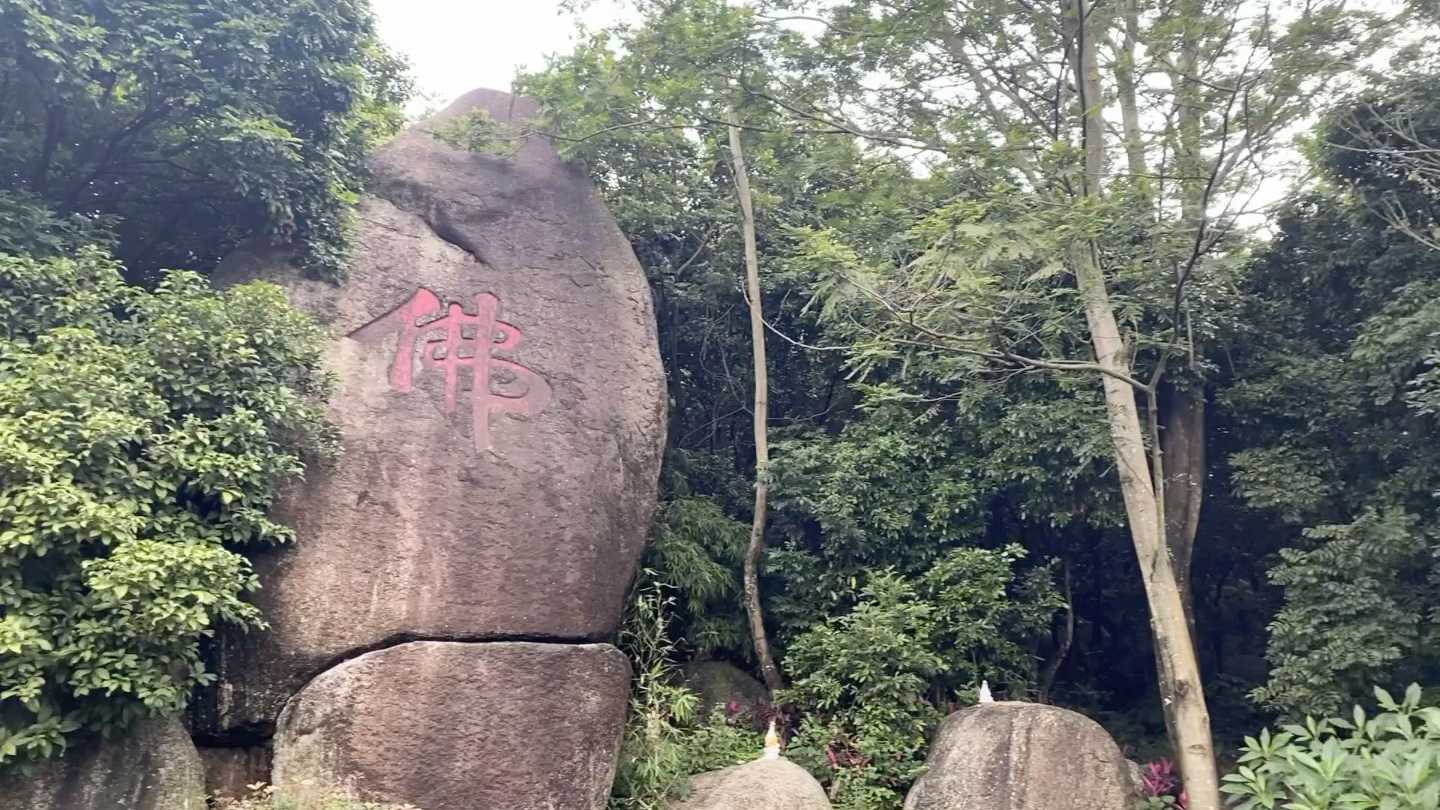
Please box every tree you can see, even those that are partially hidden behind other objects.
[515,0,914,678]
[758,0,1395,804]
[1321,48,1440,251]
[1223,131,1440,716]
[0,0,411,278]
[726,99,785,694]
[1212,57,1440,719]
[0,249,334,764]
[521,2,1440,806]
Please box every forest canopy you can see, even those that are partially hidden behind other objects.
[513,0,1440,807]
[0,0,410,278]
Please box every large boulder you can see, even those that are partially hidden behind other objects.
[673,759,832,810]
[271,641,630,810]
[198,86,666,734]
[0,718,205,810]
[903,702,1135,810]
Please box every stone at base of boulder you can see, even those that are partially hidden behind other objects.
[197,744,272,801]
[673,759,832,810]
[903,701,1135,810]
[272,640,630,810]
[0,717,206,810]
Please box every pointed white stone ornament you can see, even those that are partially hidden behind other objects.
[761,718,782,760]
[978,680,994,704]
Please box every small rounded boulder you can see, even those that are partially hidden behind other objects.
[673,759,832,810]
[903,701,1136,810]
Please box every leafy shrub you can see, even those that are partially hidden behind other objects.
[0,249,334,764]
[1221,684,1440,810]
[782,573,944,810]
[608,579,764,810]
[781,546,1060,810]
[0,0,412,278]
[1251,508,1435,719]
[426,109,527,158]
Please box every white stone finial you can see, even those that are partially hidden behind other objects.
[762,717,781,760]
[978,680,994,704]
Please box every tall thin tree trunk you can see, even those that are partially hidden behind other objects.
[727,101,784,696]
[1069,2,1220,807]
[1149,382,1207,759]
[1039,557,1075,705]
[1115,0,1147,183]
[1076,253,1221,810]
[1167,0,1209,631]
[1168,0,1208,620]
[1161,381,1205,635]
[1149,0,1210,756]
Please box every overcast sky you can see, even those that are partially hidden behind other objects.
[371,0,627,110]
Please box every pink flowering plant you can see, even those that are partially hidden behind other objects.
[1137,757,1188,810]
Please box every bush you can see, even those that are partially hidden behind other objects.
[0,0,412,278]
[781,573,944,810]
[781,546,1060,810]
[1221,684,1440,810]
[608,579,765,810]
[0,249,334,764]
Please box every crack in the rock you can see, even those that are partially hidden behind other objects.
[194,632,614,747]
[304,630,611,685]
[373,182,492,268]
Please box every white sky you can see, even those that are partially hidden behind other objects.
[371,0,627,111]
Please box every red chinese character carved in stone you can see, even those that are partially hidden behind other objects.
[348,288,551,451]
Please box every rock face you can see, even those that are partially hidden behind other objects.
[903,702,1135,810]
[272,642,630,810]
[194,87,666,809]
[673,759,832,810]
[203,86,666,733]
[0,718,205,810]
[682,661,771,718]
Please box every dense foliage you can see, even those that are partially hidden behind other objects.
[0,249,333,764]
[0,0,401,769]
[1226,96,1440,719]
[519,1,1440,807]
[1222,686,1440,810]
[0,0,410,278]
